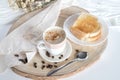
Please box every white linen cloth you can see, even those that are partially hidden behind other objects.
[0,0,62,73]
[0,0,120,73]
[0,0,120,80]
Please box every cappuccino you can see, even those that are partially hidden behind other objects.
[44,28,65,44]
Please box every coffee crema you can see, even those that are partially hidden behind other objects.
[44,29,65,44]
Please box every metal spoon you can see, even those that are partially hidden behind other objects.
[47,51,88,76]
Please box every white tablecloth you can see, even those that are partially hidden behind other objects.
[0,0,120,80]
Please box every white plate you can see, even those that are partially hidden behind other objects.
[38,41,72,62]
[63,13,109,46]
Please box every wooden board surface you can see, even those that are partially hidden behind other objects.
[8,6,107,80]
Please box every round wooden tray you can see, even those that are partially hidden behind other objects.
[8,6,107,80]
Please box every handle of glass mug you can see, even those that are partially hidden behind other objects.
[37,41,46,50]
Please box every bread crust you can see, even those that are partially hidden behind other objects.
[70,13,102,42]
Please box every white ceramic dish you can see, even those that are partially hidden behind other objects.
[38,41,72,62]
[63,13,109,46]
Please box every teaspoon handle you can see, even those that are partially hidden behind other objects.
[47,59,78,76]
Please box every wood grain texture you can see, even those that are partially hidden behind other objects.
[8,6,107,80]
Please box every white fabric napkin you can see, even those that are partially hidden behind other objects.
[0,0,62,73]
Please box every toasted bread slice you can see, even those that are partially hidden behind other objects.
[71,27,101,42]
[70,13,102,42]
[87,31,101,42]
[70,27,89,40]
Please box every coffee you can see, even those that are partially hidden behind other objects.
[37,26,67,56]
[44,28,65,44]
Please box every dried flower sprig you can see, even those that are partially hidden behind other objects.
[8,0,56,12]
